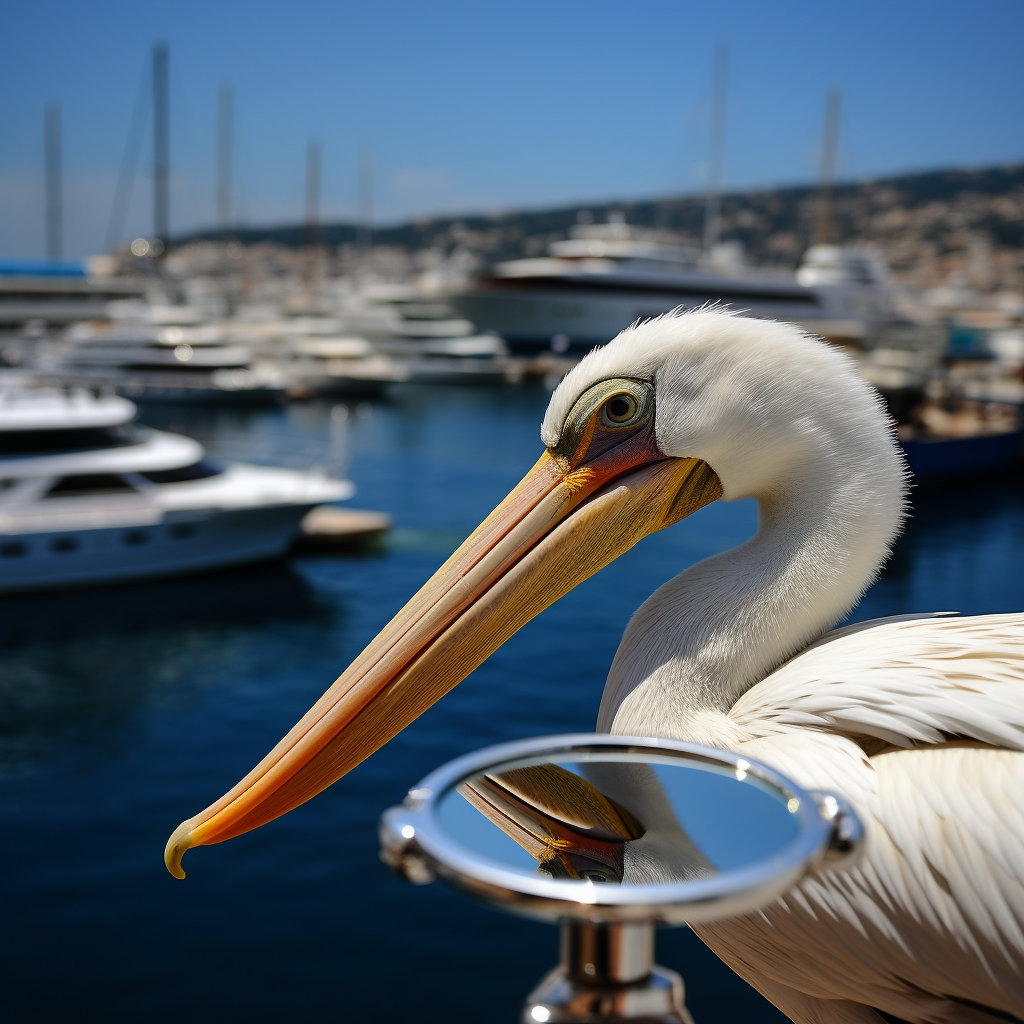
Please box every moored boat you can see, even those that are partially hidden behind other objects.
[896,398,1024,479]
[0,385,352,592]
[284,336,411,397]
[49,319,287,405]
[446,217,891,351]
[900,428,1024,478]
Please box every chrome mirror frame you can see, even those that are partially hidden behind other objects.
[381,733,859,925]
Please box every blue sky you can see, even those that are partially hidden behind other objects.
[2,0,1022,258]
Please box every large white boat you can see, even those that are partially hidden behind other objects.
[446,218,893,351]
[0,385,352,593]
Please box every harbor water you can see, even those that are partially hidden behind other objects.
[2,384,1023,1023]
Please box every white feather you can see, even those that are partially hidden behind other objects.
[696,742,1024,1021]
[733,613,1024,751]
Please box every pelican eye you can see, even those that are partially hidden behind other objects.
[599,391,642,428]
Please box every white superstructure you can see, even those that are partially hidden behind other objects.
[0,385,352,592]
[278,303,520,392]
[447,218,893,350]
[51,313,287,404]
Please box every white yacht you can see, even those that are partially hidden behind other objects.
[0,385,352,593]
[377,302,521,384]
[50,315,287,405]
[279,303,521,392]
[283,335,412,397]
[446,217,893,351]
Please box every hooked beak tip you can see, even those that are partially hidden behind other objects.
[164,820,195,879]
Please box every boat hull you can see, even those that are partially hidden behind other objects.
[0,504,317,594]
[901,430,1024,479]
[47,370,287,406]
[447,280,832,351]
[288,374,396,399]
[117,382,286,405]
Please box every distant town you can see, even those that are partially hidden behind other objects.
[175,162,1024,298]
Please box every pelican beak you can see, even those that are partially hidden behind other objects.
[458,763,644,881]
[165,441,721,877]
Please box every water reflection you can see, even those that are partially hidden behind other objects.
[0,563,334,773]
[897,476,1024,562]
[864,475,1024,619]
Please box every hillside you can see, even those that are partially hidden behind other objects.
[180,164,1024,293]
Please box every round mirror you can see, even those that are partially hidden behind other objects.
[380,734,861,925]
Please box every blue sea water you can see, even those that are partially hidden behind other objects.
[1,384,1022,1023]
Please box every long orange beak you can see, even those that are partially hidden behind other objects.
[165,440,721,877]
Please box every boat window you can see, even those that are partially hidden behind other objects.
[44,474,137,497]
[49,536,79,553]
[139,458,223,484]
[0,540,28,557]
[0,423,142,455]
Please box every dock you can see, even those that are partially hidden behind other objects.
[294,506,392,551]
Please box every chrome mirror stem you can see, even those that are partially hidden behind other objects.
[522,920,694,1024]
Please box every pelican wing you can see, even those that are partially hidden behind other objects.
[694,614,1024,1022]
[729,613,1024,752]
[697,737,1024,1023]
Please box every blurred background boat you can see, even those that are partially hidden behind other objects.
[857,329,1024,478]
[44,304,287,405]
[900,420,1024,478]
[445,215,892,352]
[284,336,409,398]
[0,258,145,337]
[0,383,352,592]
[277,297,523,392]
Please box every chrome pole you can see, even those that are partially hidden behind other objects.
[522,920,694,1023]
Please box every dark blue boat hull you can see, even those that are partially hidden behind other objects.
[901,430,1024,478]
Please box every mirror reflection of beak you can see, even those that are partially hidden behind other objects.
[581,762,718,884]
[458,763,645,882]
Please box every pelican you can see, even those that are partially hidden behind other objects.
[166,310,1024,1023]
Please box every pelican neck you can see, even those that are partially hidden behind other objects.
[599,448,903,740]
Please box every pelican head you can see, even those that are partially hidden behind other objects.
[165,310,904,877]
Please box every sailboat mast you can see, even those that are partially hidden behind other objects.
[814,89,842,244]
[304,139,322,294]
[217,85,234,232]
[152,41,170,249]
[44,105,62,262]
[358,148,373,285]
[702,41,729,256]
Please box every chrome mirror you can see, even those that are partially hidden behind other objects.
[380,734,861,1023]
